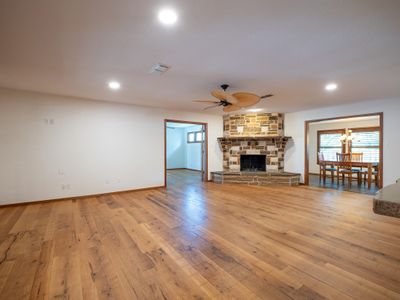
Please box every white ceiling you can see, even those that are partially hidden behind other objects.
[0,0,399,114]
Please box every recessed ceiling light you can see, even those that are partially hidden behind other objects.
[108,81,121,90]
[247,108,263,112]
[325,83,338,91]
[158,8,178,25]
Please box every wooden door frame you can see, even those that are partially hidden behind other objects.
[304,112,383,186]
[164,119,208,187]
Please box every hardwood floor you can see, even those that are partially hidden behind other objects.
[1,170,400,299]
[167,169,202,186]
[309,174,379,195]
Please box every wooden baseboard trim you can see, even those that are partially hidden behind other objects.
[310,172,335,178]
[167,168,202,172]
[186,168,202,172]
[0,185,165,208]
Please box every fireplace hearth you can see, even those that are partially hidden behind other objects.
[240,155,266,172]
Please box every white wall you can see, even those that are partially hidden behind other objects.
[308,118,379,173]
[285,98,400,186]
[166,127,186,169]
[185,125,202,171]
[0,88,223,205]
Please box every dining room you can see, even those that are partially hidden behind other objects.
[305,113,382,195]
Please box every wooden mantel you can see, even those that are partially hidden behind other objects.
[217,136,292,142]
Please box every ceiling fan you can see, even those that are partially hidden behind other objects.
[193,84,273,112]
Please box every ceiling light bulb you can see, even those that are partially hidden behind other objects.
[158,9,178,25]
[325,83,338,91]
[108,81,121,90]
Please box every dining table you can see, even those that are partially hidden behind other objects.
[320,161,380,189]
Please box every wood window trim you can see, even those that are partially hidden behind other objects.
[350,126,380,133]
[317,129,346,164]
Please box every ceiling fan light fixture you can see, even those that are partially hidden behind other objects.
[193,84,273,112]
[247,108,263,112]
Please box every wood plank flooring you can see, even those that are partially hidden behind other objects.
[0,169,400,299]
[309,174,379,195]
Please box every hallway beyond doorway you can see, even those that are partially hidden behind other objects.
[165,120,208,186]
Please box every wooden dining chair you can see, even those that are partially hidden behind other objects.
[318,152,336,183]
[351,152,363,172]
[362,165,380,188]
[336,153,361,186]
[351,152,363,163]
[351,152,379,188]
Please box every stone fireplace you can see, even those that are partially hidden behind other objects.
[211,113,300,186]
[218,136,290,172]
[219,113,289,171]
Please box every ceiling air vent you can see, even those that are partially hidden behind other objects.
[150,63,171,75]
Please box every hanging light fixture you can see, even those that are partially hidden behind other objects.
[339,129,361,152]
[340,129,354,144]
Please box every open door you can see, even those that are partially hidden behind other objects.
[164,119,208,186]
[201,124,208,181]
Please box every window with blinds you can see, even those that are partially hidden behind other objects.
[351,128,380,162]
[317,130,345,162]
[187,131,204,143]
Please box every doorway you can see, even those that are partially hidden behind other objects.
[304,113,383,194]
[164,119,208,187]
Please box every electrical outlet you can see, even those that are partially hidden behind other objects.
[43,118,55,125]
[44,118,55,125]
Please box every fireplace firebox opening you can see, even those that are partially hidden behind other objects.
[240,155,266,172]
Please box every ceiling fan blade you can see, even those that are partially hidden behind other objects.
[211,90,238,104]
[203,103,222,110]
[193,100,220,104]
[223,105,241,113]
[260,94,273,99]
[232,92,261,107]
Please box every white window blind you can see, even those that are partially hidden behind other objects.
[319,132,343,161]
[351,130,380,162]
